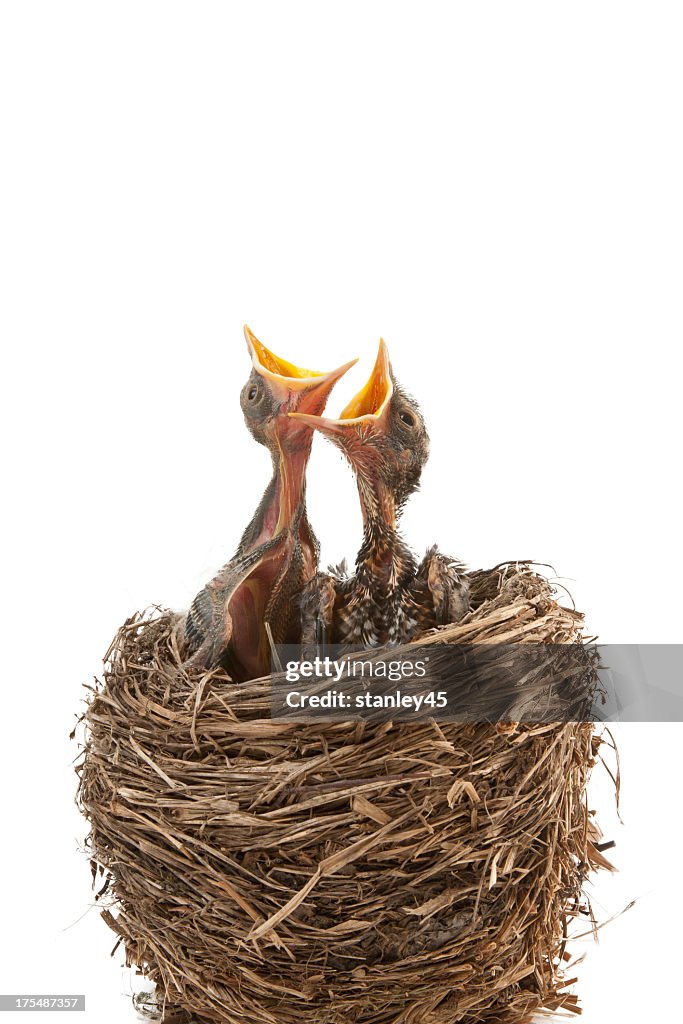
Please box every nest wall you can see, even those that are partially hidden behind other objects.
[77,563,606,1024]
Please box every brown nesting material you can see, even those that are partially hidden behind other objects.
[76,562,610,1024]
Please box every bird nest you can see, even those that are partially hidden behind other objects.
[76,562,610,1024]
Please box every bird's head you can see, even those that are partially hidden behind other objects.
[290,339,429,524]
[241,325,357,453]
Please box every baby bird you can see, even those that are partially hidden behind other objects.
[182,326,356,677]
[291,339,469,647]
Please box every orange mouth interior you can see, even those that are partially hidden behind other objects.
[338,339,392,420]
[246,327,324,381]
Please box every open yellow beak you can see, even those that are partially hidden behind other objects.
[244,325,357,414]
[289,338,393,437]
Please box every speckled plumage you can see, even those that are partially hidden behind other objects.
[302,529,469,649]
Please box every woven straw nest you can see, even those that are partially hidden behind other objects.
[77,562,611,1024]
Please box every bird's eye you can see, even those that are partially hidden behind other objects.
[399,409,415,427]
[241,377,265,415]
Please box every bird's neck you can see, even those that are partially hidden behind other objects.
[274,440,311,530]
[239,439,313,554]
[355,476,415,591]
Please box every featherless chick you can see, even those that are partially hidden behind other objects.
[182,326,356,676]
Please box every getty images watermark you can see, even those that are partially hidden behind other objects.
[271,644,683,722]
[283,652,439,712]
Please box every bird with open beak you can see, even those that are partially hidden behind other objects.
[291,339,469,647]
[182,326,356,677]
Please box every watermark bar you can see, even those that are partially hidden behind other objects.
[270,644,683,722]
[0,997,85,1012]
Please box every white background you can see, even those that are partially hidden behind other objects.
[1,3,681,1021]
